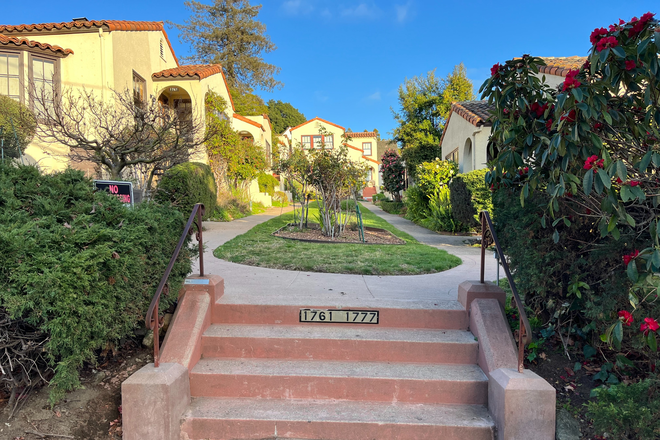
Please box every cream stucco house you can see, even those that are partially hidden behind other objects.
[0,18,271,178]
[440,56,587,173]
[279,117,381,199]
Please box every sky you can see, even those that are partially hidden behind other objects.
[3,0,657,139]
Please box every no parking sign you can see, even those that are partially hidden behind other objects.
[94,180,134,206]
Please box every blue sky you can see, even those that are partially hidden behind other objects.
[3,0,657,138]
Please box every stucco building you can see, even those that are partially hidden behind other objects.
[0,18,271,176]
[279,117,381,199]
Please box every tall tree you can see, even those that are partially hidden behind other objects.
[230,88,268,115]
[392,64,475,178]
[266,99,306,158]
[173,0,282,92]
[439,63,475,119]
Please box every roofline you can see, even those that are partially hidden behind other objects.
[290,117,345,132]
[233,113,265,131]
[362,156,380,164]
[0,34,73,57]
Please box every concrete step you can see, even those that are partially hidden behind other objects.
[181,397,495,440]
[202,324,478,364]
[190,358,487,405]
[213,298,468,330]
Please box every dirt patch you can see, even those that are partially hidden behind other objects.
[273,223,405,245]
[0,341,151,440]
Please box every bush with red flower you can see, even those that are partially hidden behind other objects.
[379,148,406,202]
[481,12,660,370]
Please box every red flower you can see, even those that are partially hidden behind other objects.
[616,177,623,184]
[562,70,582,92]
[491,63,502,77]
[593,122,604,130]
[640,317,660,335]
[561,109,577,123]
[625,60,637,71]
[618,310,634,326]
[584,155,604,172]
[630,12,656,38]
[623,249,640,266]
[530,102,549,118]
[629,180,640,187]
[590,27,608,44]
[545,119,553,131]
[518,167,529,176]
[596,36,619,52]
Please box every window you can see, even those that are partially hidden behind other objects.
[363,142,372,156]
[301,134,333,149]
[32,56,55,113]
[446,148,459,163]
[367,168,373,181]
[0,53,20,101]
[133,71,146,104]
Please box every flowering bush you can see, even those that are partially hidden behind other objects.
[482,13,660,368]
[415,159,458,198]
[379,149,405,201]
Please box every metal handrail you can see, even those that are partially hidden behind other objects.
[145,203,205,368]
[480,211,532,373]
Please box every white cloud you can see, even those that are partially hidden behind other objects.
[282,0,314,15]
[367,91,381,101]
[395,1,414,23]
[340,2,382,18]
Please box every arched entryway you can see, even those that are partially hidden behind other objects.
[157,86,193,132]
[463,138,473,173]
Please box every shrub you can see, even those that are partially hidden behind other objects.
[372,192,389,203]
[273,191,289,207]
[403,185,430,223]
[587,378,660,440]
[258,172,279,196]
[380,149,405,201]
[419,186,466,233]
[415,159,458,198]
[0,94,36,158]
[450,168,492,228]
[0,164,193,403]
[211,192,251,221]
[155,162,217,220]
[380,201,404,215]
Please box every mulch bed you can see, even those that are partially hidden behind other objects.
[273,223,405,245]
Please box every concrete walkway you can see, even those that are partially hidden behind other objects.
[193,203,502,306]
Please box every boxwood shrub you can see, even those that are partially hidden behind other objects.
[0,163,193,403]
[155,162,217,219]
[449,168,492,228]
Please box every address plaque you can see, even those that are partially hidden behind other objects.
[299,309,379,324]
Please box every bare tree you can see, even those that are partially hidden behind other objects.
[32,86,215,190]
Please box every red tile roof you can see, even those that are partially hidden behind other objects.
[290,117,345,132]
[0,34,73,56]
[0,20,178,65]
[233,113,265,131]
[538,56,587,77]
[362,156,380,164]
[153,64,223,80]
[451,101,494,127]
[346,131,377,138]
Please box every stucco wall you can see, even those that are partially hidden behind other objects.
[441,112,491,173]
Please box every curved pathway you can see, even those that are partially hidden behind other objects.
[193,203,502,306]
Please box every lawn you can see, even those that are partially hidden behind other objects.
[213,202,462,275]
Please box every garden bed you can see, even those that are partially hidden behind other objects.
[273,223,405,245]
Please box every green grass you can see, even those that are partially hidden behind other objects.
[214,202,462,275]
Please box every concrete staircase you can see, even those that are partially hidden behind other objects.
[178,298,495,440]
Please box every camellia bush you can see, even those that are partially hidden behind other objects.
[380,149,405,202]
[481,13,659,368]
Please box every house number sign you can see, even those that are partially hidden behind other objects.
[299,309,379,324]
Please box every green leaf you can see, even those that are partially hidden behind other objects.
[571,88,583,102]
[621,185,632,202]
[639,151,652,172]
[612,227,620,240]
[608,215,617,232]
[553,229,559,243]
[583,345,597,359]
[599,48,610,63]
[648,332,657,352]
[615,354,634,368]
[627,260,638,282]
[603,111,612,125]
[638,38,651,55]
[590,133,603,149]
[606,374,619,384]
[613,320,623,350]
[615,160,627,180]
[611,46,626,58]
[597,168,611,189]
[652,250,660,269]
[583,170,593,194]
[574,362,582,372]
[625,213,635,227]
[556,93,567,109]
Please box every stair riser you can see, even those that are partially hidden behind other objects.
[181,419,494,440]
[202,336,478,364]
[214,304,468,330]
[189,374,487,405]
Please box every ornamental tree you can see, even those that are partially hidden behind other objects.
[380,148,405,201]
[482,13,660,361]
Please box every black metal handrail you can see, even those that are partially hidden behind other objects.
[145,203,205,368]
[480,211,532,373]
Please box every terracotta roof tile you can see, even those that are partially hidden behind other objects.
[290,117,345,132]
[451,101,495,127]
[0,34,73,56]
[0,20,178,65]
[346,131,377,138]
[152,64,223,80]
[539,56,587,77]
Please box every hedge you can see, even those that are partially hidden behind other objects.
[449,168,492,228]
[155,162,217,220]
[0,163,193,403]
